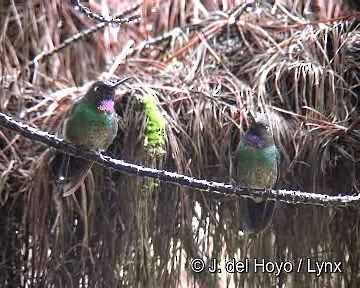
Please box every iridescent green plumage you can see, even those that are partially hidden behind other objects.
[237,142,278,189]
[63,101,118,151]
[51,79,129,197]
[235,113,279,234]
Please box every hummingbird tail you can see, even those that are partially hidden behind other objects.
[241,198,275,234]
[50,152,93,197]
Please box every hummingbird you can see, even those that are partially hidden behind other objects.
[50,78,130,197]
[234,112,279,234]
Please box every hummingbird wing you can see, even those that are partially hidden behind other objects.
[49,99,93,197]
[50,95,118,196]
[49,151,93,197]
[62,99,86,145]
[62,156,93,196]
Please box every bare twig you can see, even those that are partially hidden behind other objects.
[29,1,141,67]
[0,112,359,207]
[71,0,141,24]
[29,23,107,67]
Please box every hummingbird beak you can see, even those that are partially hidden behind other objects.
[111,77,132,88]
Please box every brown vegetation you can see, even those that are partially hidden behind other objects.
[0,0,359,287]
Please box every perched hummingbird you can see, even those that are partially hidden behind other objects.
[50,78,129,197]
[234,113,279,234]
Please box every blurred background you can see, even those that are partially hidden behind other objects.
[0,0,360,287]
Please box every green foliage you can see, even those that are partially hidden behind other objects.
[142,95,166,153]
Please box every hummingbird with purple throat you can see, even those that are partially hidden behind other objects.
[234,112,279,234]
[50,78,130,197]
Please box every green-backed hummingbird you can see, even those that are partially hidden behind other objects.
[234,112,279,234]
[50,78,129,197]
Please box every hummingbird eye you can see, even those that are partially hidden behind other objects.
[93,86,99,92]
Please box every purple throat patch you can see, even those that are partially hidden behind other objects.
[98,100,114,113]
[245,132,263,148]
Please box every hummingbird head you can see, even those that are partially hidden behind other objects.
[85,78,130,114]
[244,113,273,148]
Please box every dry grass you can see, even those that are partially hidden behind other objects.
[1,0,360,287]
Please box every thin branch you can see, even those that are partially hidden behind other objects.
[29,1,141,67]
[29,23,106,67]
[0,112,359,207]
[71,0,141,24]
